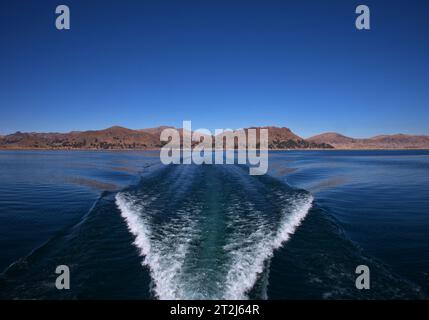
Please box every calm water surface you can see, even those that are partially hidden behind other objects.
[0,150,428,299]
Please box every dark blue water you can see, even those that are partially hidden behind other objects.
[0,150,428,299]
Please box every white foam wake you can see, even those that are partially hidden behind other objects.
[222,193,313,299]
[115,192,199,299]
[116,189,313,300]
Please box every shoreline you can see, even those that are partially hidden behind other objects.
[1,148,429,152]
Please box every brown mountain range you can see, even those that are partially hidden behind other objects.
[217,127,333,149]
[0,126,162,150]
[307,132,429,149]
[0,126,428,150]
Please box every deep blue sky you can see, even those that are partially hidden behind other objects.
[1,0,428,138]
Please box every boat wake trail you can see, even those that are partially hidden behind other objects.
[115,164,313,300]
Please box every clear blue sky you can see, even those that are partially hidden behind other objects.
[1,0,428,138]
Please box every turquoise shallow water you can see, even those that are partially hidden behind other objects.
[0,150,428,299]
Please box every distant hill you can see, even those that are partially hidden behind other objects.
[220,127,333,149]
[139,126,175,136]
[0,125,333,150]
[2,126,427,150]
[0,126,162,150]
[307,132,355,146]
[308,132,429,149]
[259,126,333,149]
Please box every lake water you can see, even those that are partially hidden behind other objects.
[0,150,428,299]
